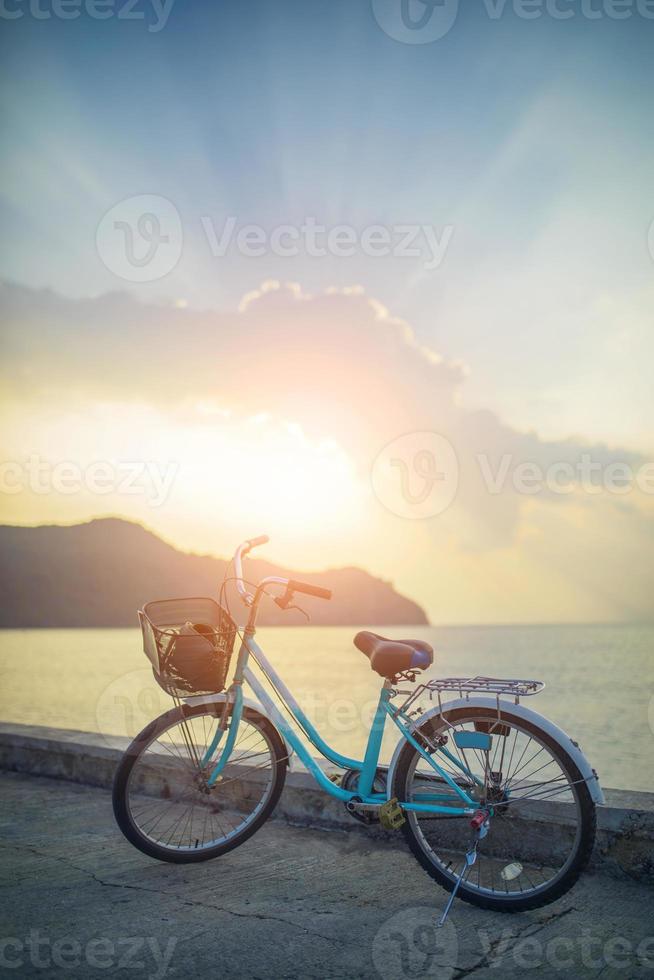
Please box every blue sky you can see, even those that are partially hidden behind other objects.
[2,2,653,446]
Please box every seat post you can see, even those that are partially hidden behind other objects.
[358,680,392,799]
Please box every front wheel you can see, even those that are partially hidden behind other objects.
[392,706,596,912]
[113,701,287,863]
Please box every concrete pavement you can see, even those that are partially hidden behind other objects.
[0,771,652,979]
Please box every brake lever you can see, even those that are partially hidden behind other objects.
[274,589,293,610]
[287,603,310,623]
[273,591,310,622]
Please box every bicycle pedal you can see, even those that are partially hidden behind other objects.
[379,797,406,830]
[327,772,343,786]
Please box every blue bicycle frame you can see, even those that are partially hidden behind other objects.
[202,631,480,816]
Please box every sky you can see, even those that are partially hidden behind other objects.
[1,0,653,623]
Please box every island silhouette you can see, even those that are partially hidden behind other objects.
[0,518,428,627]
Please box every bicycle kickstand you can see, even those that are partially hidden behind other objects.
[437,810,490,928]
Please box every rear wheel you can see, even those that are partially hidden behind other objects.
[113,701,287,863]
[392,707,596,912]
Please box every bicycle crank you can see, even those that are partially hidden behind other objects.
[340,768,388,825]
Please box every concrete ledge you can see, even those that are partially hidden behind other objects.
[1,722,652,882]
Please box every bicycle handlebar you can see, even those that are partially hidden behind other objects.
[245,535,270,550]
[231,536,332,608]
[232,536,268,604]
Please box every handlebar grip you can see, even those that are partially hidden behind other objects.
[246,535,270,550]
[288,579,332,601]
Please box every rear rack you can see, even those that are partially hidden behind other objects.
[396,676,545,717]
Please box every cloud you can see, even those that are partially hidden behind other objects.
[1,278,652,621]
[0,277,464,454]
[0,274,642,473]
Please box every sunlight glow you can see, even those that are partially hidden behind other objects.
[182,415,363,536]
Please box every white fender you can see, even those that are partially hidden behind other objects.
[387,696,604,804]
[182,691,295,767]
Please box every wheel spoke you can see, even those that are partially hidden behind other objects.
[399,711,589,905]
[122,708,280,855]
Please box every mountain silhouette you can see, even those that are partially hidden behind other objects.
[0,518,428,627]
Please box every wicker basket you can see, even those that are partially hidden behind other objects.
[139,597,237,698]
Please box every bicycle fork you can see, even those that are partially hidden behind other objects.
[437,809,491,928]
[197,684,244,788]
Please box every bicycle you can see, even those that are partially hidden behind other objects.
[112,535,603,918]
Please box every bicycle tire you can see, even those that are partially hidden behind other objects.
[113,701,287,863]
[392,706,596,912]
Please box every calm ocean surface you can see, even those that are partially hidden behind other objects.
[1,625,652,792]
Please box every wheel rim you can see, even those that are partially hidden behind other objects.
[125,709,278,853]
[404,711,585,900]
